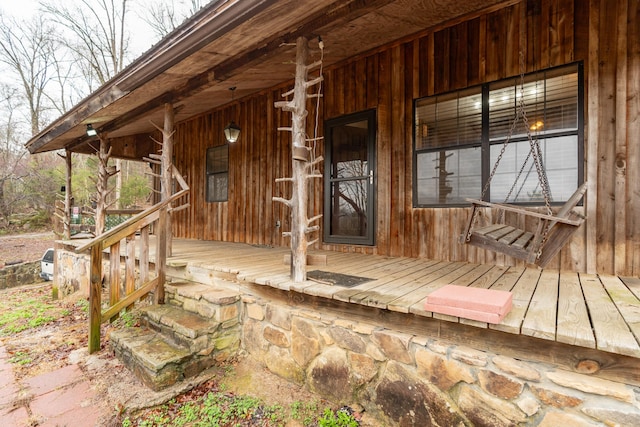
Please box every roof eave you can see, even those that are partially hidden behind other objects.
[25,0,276,154]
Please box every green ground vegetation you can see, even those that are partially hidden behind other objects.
[0,285,70,336]
[122,387,360,427]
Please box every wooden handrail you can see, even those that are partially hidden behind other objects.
[76,189,188,253]
[82,164,189,353]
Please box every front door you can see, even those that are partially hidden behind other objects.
[324,110,376,245]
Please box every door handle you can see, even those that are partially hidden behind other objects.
[369,169,374,184]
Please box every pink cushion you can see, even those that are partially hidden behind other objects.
[424,285,512,324]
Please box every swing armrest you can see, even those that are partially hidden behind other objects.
[465,199,585,226]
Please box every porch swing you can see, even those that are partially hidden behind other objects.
[460,58,587,268]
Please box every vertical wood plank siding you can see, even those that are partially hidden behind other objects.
[171,0,639,276]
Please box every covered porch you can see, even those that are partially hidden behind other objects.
[151,238,640,387]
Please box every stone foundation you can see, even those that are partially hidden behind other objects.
[241,294,640,426]
[0,261,42,289]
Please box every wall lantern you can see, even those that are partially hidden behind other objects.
[223,87,240,143]
[86,124,98,137]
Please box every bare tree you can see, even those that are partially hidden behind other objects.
[0,14,56,135]
[41,0,131,86]
[46,46,86,115]
[140,0,206,39]
[0,84,28,225]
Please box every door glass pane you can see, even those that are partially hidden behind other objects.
[330,179,368,237]
[330,120,369,179]
[326,112,374,244]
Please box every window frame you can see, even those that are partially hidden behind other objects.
[412,62,584,208]
[205,144,229,203]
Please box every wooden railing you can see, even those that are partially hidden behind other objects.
[76,166,189,353]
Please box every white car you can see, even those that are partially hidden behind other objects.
[40,248,54,281]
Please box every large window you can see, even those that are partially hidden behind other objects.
[206,145,229,202]
[413,63,583,207]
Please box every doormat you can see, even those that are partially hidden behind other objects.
[307,270,373,288]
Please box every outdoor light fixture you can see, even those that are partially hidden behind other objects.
[86,124,98,137]
[224,121,241,143]
[223,87,241,143]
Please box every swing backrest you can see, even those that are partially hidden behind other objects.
[554,181,588,220]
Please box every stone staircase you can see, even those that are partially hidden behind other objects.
[110,280,242,391]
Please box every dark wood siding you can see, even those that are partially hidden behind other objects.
[171,0,640,276]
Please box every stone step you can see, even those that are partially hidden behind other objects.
[110,283,242,391]
[165,280,241,320]
[110,326,213,391]
[138,304,219,353]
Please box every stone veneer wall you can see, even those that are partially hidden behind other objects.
[54,242,91,297]
[241,294,640,427]
[55,242,121,297]
[0,261,42,289]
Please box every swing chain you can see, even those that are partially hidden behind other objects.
[467,54,528,240]
[466,52,554,249]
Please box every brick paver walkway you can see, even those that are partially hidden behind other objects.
[0,344,105,426]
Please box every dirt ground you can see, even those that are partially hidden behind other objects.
[0,231,57,268]
[0,233,371,426]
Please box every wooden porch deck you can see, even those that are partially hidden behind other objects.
[165,238,640,360]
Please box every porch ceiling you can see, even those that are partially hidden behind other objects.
[26,0,508,156]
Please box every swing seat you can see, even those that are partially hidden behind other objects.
[461,182,587,267]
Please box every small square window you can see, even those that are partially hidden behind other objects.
[206,145,229,202]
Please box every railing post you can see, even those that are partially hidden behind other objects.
[109,241,121,323]
[89,244,103,353]
[140,226,150,284]
[156,206,167,304]
[125,235,136,310]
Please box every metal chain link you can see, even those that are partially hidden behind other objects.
[467,52,554,249]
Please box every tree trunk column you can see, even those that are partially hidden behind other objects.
[289,37,311,282]
[161,103,174,257]
[273,36,324,283]
[64,149,72,240]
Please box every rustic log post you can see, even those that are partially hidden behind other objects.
[63,149,72,239]
[88,244,102,353]
[95,135,118,235]
[273,36,324,282]
[161,103,174,257]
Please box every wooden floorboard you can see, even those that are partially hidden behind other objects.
[491,267,541,335]
[556,272,596,348]
[580,273,640,357]
[621,276,640,300]
[158,238,640,361]
[382,262,460,313]
[599,275,640,347]
[356,260,448,307]
[405,263,478,316]
[332,258,436,303]
[521,269,558,341]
